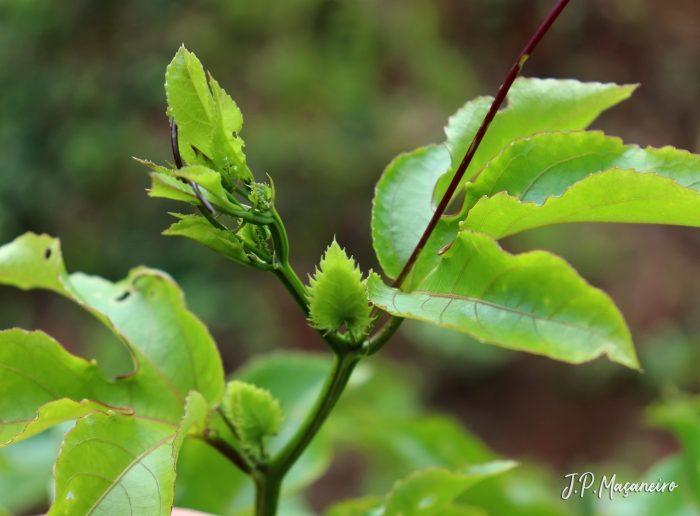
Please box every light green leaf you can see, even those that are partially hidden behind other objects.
[437,78,637,199]
[166,46,215,164]
[0,324,133,448]
[0,425,68,514]
[223,380,283,456]
[596,455,697,516]
[368,231,639,369]
[173,165,231,204]
[371,145,456,285]
[48,391,207,516]
[325,497,384,516]
[210,74,252,182]
[0,233,225,421]
[326,463,515,516]
[148,171,228,211]
[648,396,700,508]
[462,132,700,238]
[308,240,373,339]
[372,81,635,285]
[163,214,250,264]
[458,463,575,516]
[175,353,333,515]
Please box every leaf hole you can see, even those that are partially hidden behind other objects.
[66,491,75,500]
[115,291,131,302]
[45,248,52,260]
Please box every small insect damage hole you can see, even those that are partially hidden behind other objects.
[45,247,52,260]
[115,290,132,302]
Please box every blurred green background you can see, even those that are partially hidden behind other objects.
[3,0,700,514]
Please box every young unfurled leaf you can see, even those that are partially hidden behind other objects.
[210,75,252,182]
[164,45,253,183]
[163,214,250,264]
[223,380,283,457]
[368,231,639,369]
[165,46,215,165]
[308,240,373,340]
[48,391,207,516]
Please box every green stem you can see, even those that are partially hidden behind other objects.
[254,469,283,516]
[272,265,309,316]
[365,315,403,356]
[270,351,360,477]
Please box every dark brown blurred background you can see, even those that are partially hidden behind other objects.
[2,0,700,510]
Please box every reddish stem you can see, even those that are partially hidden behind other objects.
[391,0,571,289]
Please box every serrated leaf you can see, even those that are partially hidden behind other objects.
[436,78,637,200]
[175,353,333,515]
[372,80,635,286]
[223,380,283,457]
[210,74,252,182]
[166,46,215,164]
[48,391,207,516]
[308,240,373,339]
[0,330,132,445]
[368,230,639,369]
[462,132,700,238]
[164,215,250,264]
[0,233,225,422]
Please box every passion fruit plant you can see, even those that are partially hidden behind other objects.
[4,1,700,514]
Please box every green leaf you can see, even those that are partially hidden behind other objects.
[223,380,283,456]
[48,391,207,516]
[648,396,700,508]
[0,425,67,514]
[0,233,225,421]
[0,329,135,446]
[596,455,697,516]
[210,74,252,182]
[367,230,639,369]
[175,353,333,515]
[372,81,635,286]
[308,240,373,339]
[462,132,700,239]
[458,463,575,516]
[166,46,215,164]
[325,497,384,516]
[326,463,516,516]
[173,165,232,204]
[163,214,250,264]
[437,78,637,199]
[371,145,456,285]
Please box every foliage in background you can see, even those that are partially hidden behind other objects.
[4,1,700,515]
